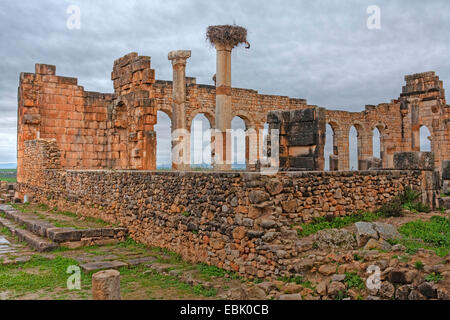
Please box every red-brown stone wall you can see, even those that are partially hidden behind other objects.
[17,53,449,179]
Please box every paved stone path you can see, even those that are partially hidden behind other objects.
[0,235,15,255]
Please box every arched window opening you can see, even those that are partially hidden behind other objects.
[231,117,246,170]
[325,124,334,171]
[190,114,212,169]
[349,126,359,171]
[420,126,431,152]
[373,127,381,159]
[155,111,172,170]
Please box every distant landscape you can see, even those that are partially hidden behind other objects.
[0,163,16,169]
[0,168,17,182]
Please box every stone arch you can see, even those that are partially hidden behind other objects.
[232,112,261,169]
[232,111,255,129]
[371,123,386,161]
[190,113,213,169]
[419,125,432,152]
[155,110,172,170]
[231,116,247,169]
[325,121,340,171]
[157,105,173,123]
[187,108,215,131]
[351,121,368,171]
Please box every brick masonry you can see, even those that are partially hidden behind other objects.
[17,53,449,179]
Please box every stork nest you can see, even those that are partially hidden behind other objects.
[206,25,250,49]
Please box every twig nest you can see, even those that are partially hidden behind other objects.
[206,25,250,49]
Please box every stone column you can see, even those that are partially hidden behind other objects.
[213,43,233,170]
[168,50,191,171]
[92,270,121,300]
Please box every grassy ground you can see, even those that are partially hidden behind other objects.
[0,233,242,300]
[294,187,435,238]
[389,215,450,257]
[0,204,247,300]
[1,202,448,300]
[294,211,384,237]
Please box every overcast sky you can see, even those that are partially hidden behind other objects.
[0,0,446,167]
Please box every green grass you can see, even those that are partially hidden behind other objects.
[197,263,239,281]
[0,255,89,298]
[389,216,450,257]
[0,237,221,300]
[425,273,443,283]
[344,272,365,290]
[295,211,384,237]
[415,261,424,270]
[277,275,305,284]
[378,186,430,216]
[119,265,217,298]
[1,227,12,237]
[277,275,315,290]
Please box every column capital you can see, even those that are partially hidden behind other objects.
[214,43,233,52]
[168,50,191,66]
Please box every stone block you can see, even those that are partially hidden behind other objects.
[288,156,316,170]
[92,270,121,300]
[394,152,434,170]
[80,261,128,273]
[355,222,378,247]
[47,228,82,243]
[439,196,450,209]
[360,157,382,170]
[81,229,103,238]
[442,160,450,180]
[290,108,316,122]
[372,222,402,240]
[35,64,56,75]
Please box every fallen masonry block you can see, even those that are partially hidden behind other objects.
[372,222,402,240]
[80,261,128,273]
[126,256,156,267]
[47,228,82,243]
[355,222,379,247]
[394,152,434,170]
[92,270,121,300]
[439,197,450,209]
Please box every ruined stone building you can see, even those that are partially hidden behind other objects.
[17,52,449,178]
[14,26,449,278]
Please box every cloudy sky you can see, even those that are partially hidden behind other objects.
[0,0,447,168]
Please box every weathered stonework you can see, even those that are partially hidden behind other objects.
[14,34,448,279]
[18,54,449,177]
[267,108,326,171]
[17,138,441,279]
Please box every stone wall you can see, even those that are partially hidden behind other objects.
[18,139,439,279]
